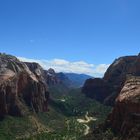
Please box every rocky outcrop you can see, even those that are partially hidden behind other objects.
[45,68,61,85]
[83,54,140,139]
[56,72,74,88]
[82,54,140,105]
[25,62,47,84]
[82,78,111,102]
[0,53,49,118]
[106,76,140,139]
[103,55,139,105]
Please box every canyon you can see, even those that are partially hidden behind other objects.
[0,53,140,140]
[82,54,140,140]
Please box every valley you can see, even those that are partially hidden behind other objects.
[30,88,111,140]
[0,88,111,140]
[0,53,140,140]
[1,0,140,139]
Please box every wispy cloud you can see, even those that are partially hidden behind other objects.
[17,57,110,77]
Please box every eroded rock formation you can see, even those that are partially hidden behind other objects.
[82,78,111,102]
[82,54,140,139]
[0,54,49,118]
[107,76,140,139]
[82,54,140,105]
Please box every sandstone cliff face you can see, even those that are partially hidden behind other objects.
[107,76,140,139]
[103,56,138,105]
[82,78,111,102]
[25,62,47,84]
[25,63,61,85]
[82,54,140,105]
[82,54,140,139]
[0,54,49,118]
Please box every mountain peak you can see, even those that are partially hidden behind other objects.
[48,68,56,74]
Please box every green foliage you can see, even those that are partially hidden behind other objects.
[81,128,115,140]
[0,88,112,140]
[50,88,111,120]
[103,129,115,140]
[49,84,69,98]
[0,116,37,140]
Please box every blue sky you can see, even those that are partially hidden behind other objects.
[0,0,140,76]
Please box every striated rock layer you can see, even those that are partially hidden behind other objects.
[107,76,140,139]
[0,54,49,118]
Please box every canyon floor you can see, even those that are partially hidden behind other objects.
[0,88,111,140]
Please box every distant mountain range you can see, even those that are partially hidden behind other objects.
[64,73,93,87]
[47,71,93,98]
[57,72,92,88]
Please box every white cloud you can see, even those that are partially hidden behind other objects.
[17,57,110,77]
[52,59,69,65]
[95,64,110,74]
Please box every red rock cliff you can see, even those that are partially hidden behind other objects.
[82,54,140,105]
[107,76,140,139]
[0,54,49,118]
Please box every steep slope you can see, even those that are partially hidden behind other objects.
[56,72,72,87]
[106,75,140,139]
[45,68,61,85]
[103,55,139,105]
[82,54,140,140]
[0,53,49,119]
[82,78,111,102]
[82,54,140,105]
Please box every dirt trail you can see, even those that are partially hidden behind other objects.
[77,112,97,135]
